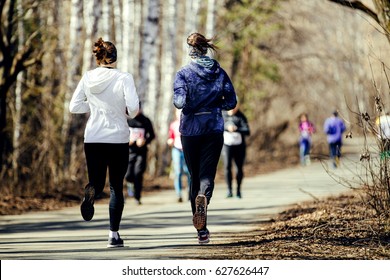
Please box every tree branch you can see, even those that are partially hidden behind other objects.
[328,0,380,24]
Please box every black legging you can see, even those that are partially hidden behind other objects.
[181,133,224,215]
[125,151,147,201]
[84,143,128,231]
[222,144,246,195]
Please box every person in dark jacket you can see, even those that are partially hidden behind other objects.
[125,105,155,205]
[173,32,237,244]
[222,103,250,199]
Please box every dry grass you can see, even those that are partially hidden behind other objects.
[193,193,390,260]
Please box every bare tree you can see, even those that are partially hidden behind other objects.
[0,0,42,172]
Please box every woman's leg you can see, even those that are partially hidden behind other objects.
[181,150,191,200]
[172,148,183,198]
[222,145,233,196]
[198,133,224,204]
[181,135,201,215]
[84,143,107,196]
[233,145,246,196]
[107,143,129,231]
[133,152,147,203]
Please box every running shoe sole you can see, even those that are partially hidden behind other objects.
[107,244,124,248]
[80,184,95,221]
[198,238,210,244]
[107,240,124,248]
[198,230,210,244]
[193,194,207,230]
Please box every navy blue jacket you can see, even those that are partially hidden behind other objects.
[173,60,237,136]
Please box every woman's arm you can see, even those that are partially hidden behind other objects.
[69,75,90,113]
[123,74,139,118]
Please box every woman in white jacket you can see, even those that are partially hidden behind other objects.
[69,38,139,248]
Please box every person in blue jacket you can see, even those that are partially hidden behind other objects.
[173,32,237,244]
[323,110,346,168]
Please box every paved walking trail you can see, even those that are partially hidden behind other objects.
[0,138,367,260]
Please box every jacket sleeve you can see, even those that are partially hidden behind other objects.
[69,75,90,113]
[323,119,329,134]
[168,123,175,140]
[221,72,237,111]
[123,74,139,118]
[173,70,187,110]
[145,117,156,145]
[237,112,250,136]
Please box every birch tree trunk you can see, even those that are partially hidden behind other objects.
[182,0,200,65]
[101,0,113,40]
[62,0,84,177]
[155,0,177,175]
[12,0,25,181]
[83,0,102,71]
[113,0,123,67]
[206,0,216,38]
[62,0,84,138]
[138,0,160,105]
[132,0,142,80]
[121,0,134,73]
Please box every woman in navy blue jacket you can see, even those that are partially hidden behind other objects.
[173,32,237,244]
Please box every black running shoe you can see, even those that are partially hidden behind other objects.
[107,234,124,248]
[80,183,95,221]
[193,194,207,230]
[198,229,210,244]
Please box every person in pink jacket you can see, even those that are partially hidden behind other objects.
[167,109,191,203]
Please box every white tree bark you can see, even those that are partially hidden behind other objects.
[113,0,123,68]
[83,0,102,71]
[121,0,134,73]
[182,0,200,65]
[101,0,113,40]
[12,0,25,176]
[62,0,84,138]
[138,0,160,106]
[158,0,177,148]
[206,0,216,38]
[132,0,142,80]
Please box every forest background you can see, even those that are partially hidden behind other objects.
[1,0,390,202]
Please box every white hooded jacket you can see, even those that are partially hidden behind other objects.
[69,67,139,143]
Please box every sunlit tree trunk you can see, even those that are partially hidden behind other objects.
[206,0,216,38]
[113,0,123,67]
[62,0,84,178]
[101,0,113,40]
[62,0,84,138]
[11,0,25,181]
[132,0,142,80]
[122,0,134,73]
[138,0,160,105]
[155,0,178,175]
[181,0,200,65]
[83,0,102,71]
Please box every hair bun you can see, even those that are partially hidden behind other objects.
[93,37,107,61]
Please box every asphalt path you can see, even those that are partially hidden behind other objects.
[0,138,366,260]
